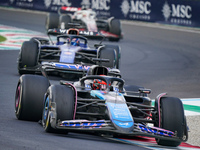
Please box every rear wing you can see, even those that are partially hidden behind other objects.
[47,28,102,37]
[58,6,82,14]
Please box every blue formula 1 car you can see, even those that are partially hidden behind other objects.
[15,65,188,147]
[17,28,121,78]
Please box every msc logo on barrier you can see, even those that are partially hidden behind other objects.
[91,0,110,11]
[44,0,71,9]
[10,0,33,3]
[121,0,151,20]
[81,0,111,17]
[81,0,91,9]
[162,1,192,25]
[81,0,110,11]
[10,0,34,7]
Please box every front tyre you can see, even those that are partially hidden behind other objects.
[42,85,75,133]
[155,97,186,147]
[15,75,49,121]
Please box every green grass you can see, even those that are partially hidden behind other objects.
[0,35,7,42]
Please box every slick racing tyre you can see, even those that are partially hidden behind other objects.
[155,97,186,147]
[104,44,121,69]
[18,41,39,75]
[30,37,50,45]
[108,18,121,41]
[42,85,75,133]
[15,75,49,121]
[46,13,59,31]
[98,47,116,68]
[59,14,72,29]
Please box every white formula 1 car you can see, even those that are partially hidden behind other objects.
[46,7,122,41]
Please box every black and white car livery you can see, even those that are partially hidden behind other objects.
[45,7,122,41]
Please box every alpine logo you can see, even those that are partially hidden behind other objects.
[119,122,129,126]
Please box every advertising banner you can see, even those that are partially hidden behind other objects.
[0,0,200,28]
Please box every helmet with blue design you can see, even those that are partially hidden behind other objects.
[71,38,80,46]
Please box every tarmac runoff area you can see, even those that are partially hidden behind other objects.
[0,24,200,148]
[181,98,200,147]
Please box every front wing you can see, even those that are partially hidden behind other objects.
[54,119,182,142]
[18,62,91,75]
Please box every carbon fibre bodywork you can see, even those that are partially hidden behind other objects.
[42,75,187,145]
[17,32,121,78]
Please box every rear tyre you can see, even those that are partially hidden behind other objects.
[155,97,185,147]
[108,18,121,41]
[98,47,116,68]
[59,14,72,29]
[15,75,49,121]
[46,13,59,31]
[104,45,121,69]
[42,85,75,133]
[18,41,38,75]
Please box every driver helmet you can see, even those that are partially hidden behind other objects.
[92,79,107,90]
[72,38,80,46]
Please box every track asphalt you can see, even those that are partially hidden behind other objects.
[0,24,200,149]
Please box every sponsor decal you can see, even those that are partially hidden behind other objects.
[162,1,171,21]
[121,0,130,17]
[59,29,68,34]
[54,63,90,71]
[121,0,151,21]
[107,102,132,120]
[61,120,108,128]
[80,31,95,36]
[44,0,51,8]
[137,124,174,137]
[162,1,192,25]
[91,0,110,11]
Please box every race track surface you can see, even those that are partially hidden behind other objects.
[0,8,200,149]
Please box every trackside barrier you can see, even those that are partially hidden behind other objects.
[1,0,200,28]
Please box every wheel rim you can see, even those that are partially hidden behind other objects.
[15,84,21,115]
[42,96,50,129]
